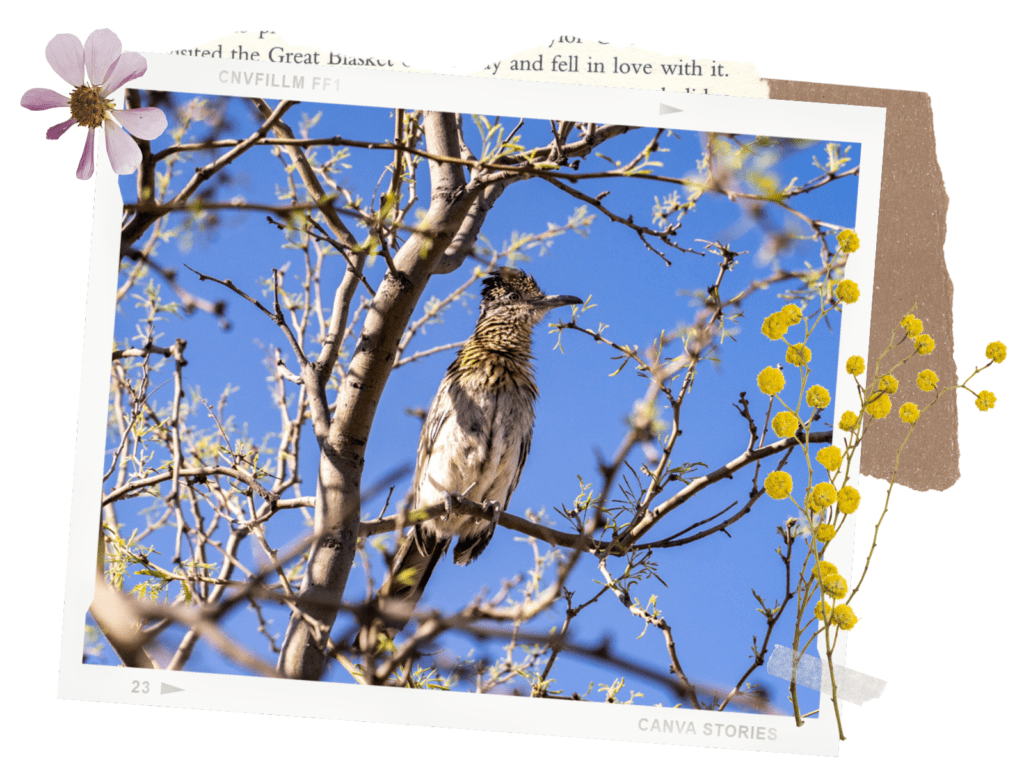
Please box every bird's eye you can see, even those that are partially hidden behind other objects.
[507,291,520,301]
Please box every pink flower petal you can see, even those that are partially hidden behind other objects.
[84,28,122,86]
[21,88,70,111]
[77,128,96,180]
[101,51,147,94]
[47,117,77,140]
[104,123,143,175]
[111,107,167,141]
[45,33,84,87]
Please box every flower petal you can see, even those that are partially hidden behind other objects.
[104,122,142,175]
[84,28,122,86]
[101,51,147,95]
[77,128,96,180]
[47,117,78,140]
[45,33,84,87]
[111,107,167,141]
[21,88,70,111]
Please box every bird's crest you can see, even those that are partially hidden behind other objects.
[480,267,544,306]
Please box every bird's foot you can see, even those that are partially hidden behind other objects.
[443,491,459,521]
[485,499,502,526]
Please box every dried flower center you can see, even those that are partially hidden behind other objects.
[69,84,114,129]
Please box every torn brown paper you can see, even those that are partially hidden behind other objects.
[768,81,955,491]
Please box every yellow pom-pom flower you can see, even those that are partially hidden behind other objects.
[899,402,920,424]
[764,471,793,500]
[813,561,838,581]
[865,393,892,419]
[835,279,860,304]
[814,523,836,543]
[976,390,997,412]
[814,601,834,624]
[900,313,923,338]
[811,482,838,509]
[846,355,865,376]
[786,343,812,367]
[761,314,787,341]
[878,374,899,394]
[822,573,848,600]
[772,412,800,438]
[916,369,939,392]
[914,333,936,355]
[779,304,803,326]
[986,341,1007,364]
[837,229,860,253]
[757,367,785,396]
[838,410,859,432]
[833,604,858,630]
[837,485,860,514]
[816,445,842,472]
[806,385,831,409]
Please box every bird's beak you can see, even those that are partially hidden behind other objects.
[535,294,583,310]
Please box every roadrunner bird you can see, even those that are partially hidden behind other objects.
[374,267,581,637]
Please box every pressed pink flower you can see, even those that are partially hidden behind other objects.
[21,29,166,180]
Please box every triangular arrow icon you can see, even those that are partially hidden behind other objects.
[160,682,184,695]
[659,104,683,115]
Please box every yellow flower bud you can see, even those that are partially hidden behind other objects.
[835,279,860,304]
[764,471,793,500]
[757,367,785,396]
[786,343,812,367]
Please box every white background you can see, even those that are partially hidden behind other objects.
[5,2,1019,764]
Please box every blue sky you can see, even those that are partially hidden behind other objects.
[95,94,861,714]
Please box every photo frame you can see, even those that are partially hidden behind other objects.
[58,47,885,757]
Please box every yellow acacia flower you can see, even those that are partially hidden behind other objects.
[838,410,859,432]
[779,304,803,326]
[865,393,892,419]
[764,471,793,500]
[976,390,997,412]
[761,313,787,341]
[822,573,848,600]
[757,366,785,396]
[786,343,812,367]
[813,560,838,581]
[914,333,936,355]
[899,402,920,424]
[811,482,838,509]
[985,341,1007,364]
[814,601,834,624]
[814,523,836,543]
[917,369,939,392]
[833,604,858,630]
[817,445,842,472]
[846,355,865,376]
[900,313,923,338]
[878,374,899,394]
[835,279,860,304]
[772,412,800,438]
[837,485,860,514]
[837,229,860,253]
[806,385,831,409]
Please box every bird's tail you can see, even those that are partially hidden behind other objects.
[384,530,444,606]
[358,530,444,653]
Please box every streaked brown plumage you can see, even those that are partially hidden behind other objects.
[371,267,581,640]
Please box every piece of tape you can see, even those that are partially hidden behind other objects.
[766,645,886,706]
